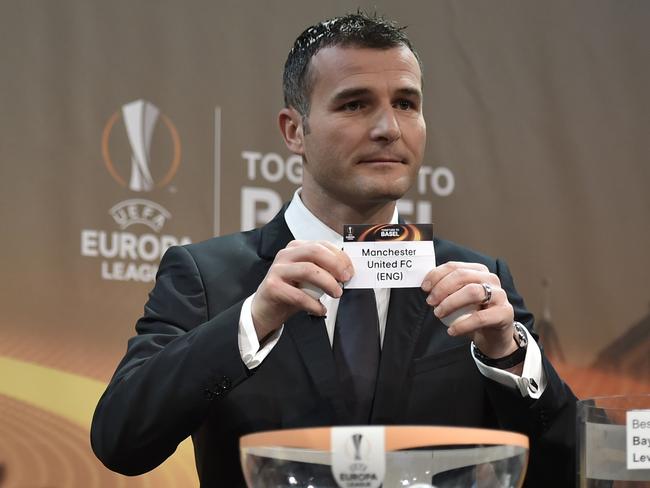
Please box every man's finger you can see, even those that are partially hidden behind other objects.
[276,241,352,283]
[421,261,490,292]
[447,303,514,337]
[434,285,508,319]
[273,262,344,299]
[425,269,500,307]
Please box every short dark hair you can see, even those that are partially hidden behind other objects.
[283,12,421,116]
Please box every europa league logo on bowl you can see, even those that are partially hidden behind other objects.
[331,427,385,488]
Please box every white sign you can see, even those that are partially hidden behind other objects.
[331,426,385,488]
[627,409,650,469]
[342,224,435,289]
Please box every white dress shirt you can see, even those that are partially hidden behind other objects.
[238,189,546,399]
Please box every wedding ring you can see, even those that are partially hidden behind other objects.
[480,282,492,307]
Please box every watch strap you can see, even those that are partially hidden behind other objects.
[474,322,528,369]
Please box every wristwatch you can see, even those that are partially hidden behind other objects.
[473,322,528,369]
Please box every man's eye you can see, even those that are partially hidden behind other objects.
[341,101,363,111]
[394,100,415,110]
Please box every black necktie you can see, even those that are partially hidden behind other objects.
[332,288,381,424]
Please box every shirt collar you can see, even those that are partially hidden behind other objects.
[284,188,399,244]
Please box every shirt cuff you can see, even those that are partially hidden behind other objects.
[238,293,283,369]
[471,326,547,399]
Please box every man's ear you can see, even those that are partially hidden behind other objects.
[278,107,305,155]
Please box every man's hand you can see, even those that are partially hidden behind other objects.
[421,261,517,359]
[251,240,353,341]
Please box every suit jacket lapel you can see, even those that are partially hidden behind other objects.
[257,204,293,260]
[285,313,349,422]
[371,286,430,423]
[257,207,349,422]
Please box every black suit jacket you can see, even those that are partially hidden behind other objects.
[91,209,576,487]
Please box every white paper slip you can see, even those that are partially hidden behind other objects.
[627,409,650,469]
[342,223,435,289]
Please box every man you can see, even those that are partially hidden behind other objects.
[91,13,576,487]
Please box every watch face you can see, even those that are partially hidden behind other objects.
[513,322,528,348]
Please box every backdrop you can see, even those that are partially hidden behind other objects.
[1,1,648,486]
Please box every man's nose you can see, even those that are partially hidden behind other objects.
[369,106,401,143]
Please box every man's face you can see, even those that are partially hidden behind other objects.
[298,44,426,210]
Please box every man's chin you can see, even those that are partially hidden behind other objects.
[363,178,413,201]
[351,186,410,206]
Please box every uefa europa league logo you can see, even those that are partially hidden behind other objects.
[122,100,158,191]
[351,433,363,461]
[332,427,384,488]
[102,99,181,192]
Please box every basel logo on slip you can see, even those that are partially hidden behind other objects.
[379,228,400,238]
[80,100,191,283]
